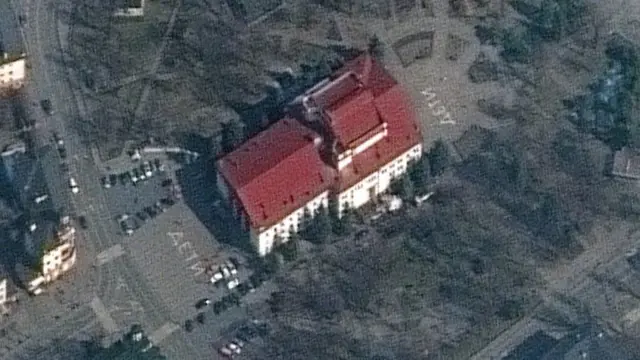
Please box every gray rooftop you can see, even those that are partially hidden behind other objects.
[612,147,640,179]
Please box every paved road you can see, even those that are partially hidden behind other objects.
[1,0,208,358]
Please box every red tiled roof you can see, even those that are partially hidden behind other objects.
[335,56,422,190]
[217,118,335,229]
[217,53,421,229]
[325,89,381,146]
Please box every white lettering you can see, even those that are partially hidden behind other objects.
[421,88,437,102]
[177,241,193,256]
[433,105,447,116]
[167,232,204,278]
[184,251,199,263]
[167,232,183,246]
[422,88,456,125]
[190,262,206,277]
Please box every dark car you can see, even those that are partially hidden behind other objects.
[136,212,148,221]
[195,298,211,310]
[161,178,173,187]
[145,206,157,217]
[58,146,67,159]
[109,174,118,186]
[119,172,129,185]
[154,158,164,171]
[78,216,88,229]
[184,319,194,332]
[40,99,53,115]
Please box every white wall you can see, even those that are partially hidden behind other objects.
[0,58,26,89]
[42,242,76,282]
[216,172,230,200]
[252,191,329,256]
[0,279,6,305]
[337,143,422,215]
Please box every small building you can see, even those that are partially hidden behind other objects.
[612,147,640,179]
[113,0,145,17]
[0,53,26,94]
[216,54,423,256]
[27,218,77,295]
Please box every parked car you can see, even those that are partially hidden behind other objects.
[227,340,243,354]
[227,278,240,290]
[221,266,232,279]
[121,221,133,235]
[210,271,224,285]
[195,298,211,310]
[143,161,153,177]
[101,176,110,188]
[226,261,238,275]
[41,99,53,115]
[78,216,88,229]
[145,206,158,218]
[120,172,129,185]
[135,168,145,181]
[237,282,249,296]
[109,174,118,186]
[161,178,173,187]
[69,177,79,194]
[154,158,165,171]
[218,346,234,359]
[136,212,148,221]
[184,319,194,332]
[129,170,138,183]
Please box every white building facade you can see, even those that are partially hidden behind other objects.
[114,0,145,17]
[337,143,423,215]
[0,54,26,92]
[28,223,77,295]
[250,191,329,256]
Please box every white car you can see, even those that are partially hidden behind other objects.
[227,342,242,354]
[221,266,232,279]
[227,278,240,290]
[143,161,153,177]
[69,178,79,194]
[210,272,224,284]
[34,194,49,203]
[226,261,238,275]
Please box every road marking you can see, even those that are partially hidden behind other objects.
[420,88,456,125]
[167,232,206,277]
[95,244,124,266]
[90,297,119,334]
[148,322,180,345]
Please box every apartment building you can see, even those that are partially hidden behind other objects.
[0,53,26,93]
[216,53,422,256]
[28,217,77,295]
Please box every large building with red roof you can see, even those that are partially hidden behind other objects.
[216,54,422,256]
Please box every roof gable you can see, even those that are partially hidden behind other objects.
[217,118,335,228]
[325,89,382,146]
[218,119,319,188]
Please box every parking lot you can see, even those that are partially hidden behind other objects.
[99,159,178,235]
